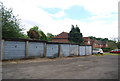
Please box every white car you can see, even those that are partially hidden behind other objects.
[93,48,103,54]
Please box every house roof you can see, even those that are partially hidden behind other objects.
[90,39,99,44]
[97,40,103,45]
[83,37,91,41]
[97,40,107,45]
[53,32,68,39]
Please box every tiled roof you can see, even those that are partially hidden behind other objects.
[83,37,91,41]
[53,32,68,39]
[90,39,99,44]
[97,40,103,44]
[98,40,107,45]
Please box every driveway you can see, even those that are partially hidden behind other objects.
[2,55,118,79]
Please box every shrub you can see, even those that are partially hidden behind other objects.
[101,48,113,52]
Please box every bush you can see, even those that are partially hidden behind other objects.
[101,48,113,52]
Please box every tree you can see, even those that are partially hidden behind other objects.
[102,38,108,41]
[68,25,75,42]
[27,26,47,40]
[107,41,118,50]
[39,30,47,40]
[47,33,54,41]
[89,36,108,41]
[76,25,80,32]
[108,37,120,49]
[89,36,96,40]
[115,37,120,49]
[1,2,24,38]
[68,25,83,44]
[27,26,41,39]
[116,42,120,49]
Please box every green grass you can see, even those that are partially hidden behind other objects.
[104,53,120,55]
[93,53,120,56]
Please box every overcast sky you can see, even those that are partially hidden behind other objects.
[1,0,119,39]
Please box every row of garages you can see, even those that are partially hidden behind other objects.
[1,39,92,60]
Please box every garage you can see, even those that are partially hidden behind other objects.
[46,43,58,58]
[79,46,86,56]
[3,41,25,59]
[70,44,79,56]
[28,42,45,57]
[60,44,70,57]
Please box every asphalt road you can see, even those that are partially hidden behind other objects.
[2,55,119,79]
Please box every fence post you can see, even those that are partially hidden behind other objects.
[91,46,93,55]
[85,46,87,56]
[78,45,80,56]
[43,43,46,57]
[58,44,61,57]
[25,41,29,58]
[69,44,71,56]
[1,40,4,60]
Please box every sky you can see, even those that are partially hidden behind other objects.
[1,0,119,39]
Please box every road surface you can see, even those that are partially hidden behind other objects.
[2,55,118,79]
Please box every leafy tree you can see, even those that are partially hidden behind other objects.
[107,37,120,49]
[89,36,96,40]
[27,26,40,39]
[89,36,108,41]
[102,38,108,41]
[116,38,120,49]
[96,38,102,40]
[96,38,108,41]
[30,26,39,31]
[68,25,83,44]
[22,34,29,39]
[0,2,2,39]
[116,42,120,49]
[1,2,24,38]
[76,25,80,32]
[27,30,40,39]
[39,30,47,40]
[27,26,47,40]
[107,41,118,50]
[47,33,54,41]
[68,25,75,42]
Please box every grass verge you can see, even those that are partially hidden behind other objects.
[93,53,120,56]
[104,53,120,55]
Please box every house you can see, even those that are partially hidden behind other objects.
[83,37,91,45]
[52,32,108,48]
[97,40,108,48]
[83,37,108,48]
[90,39,100,48]
[83,37,99,48]
[52,32,69,43]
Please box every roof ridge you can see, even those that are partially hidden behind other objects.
[53,32,68,39]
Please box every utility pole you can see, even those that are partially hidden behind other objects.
[118,2,120,42]
[0,2,3,81]
[0,2,3,60]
